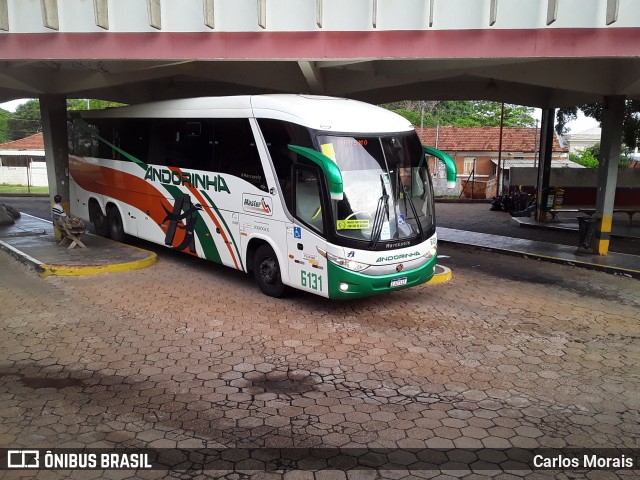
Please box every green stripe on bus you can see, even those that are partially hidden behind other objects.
[78,120,148,170]
[79,119,222,263]
[200,190,244,271]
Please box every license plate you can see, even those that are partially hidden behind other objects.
[390,277,408,287]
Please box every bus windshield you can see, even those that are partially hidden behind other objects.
[317,132,434,246]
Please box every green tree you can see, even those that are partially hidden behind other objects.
[556,100,640,151]
[66,99,125,111]
[382,101,535,128]
[569,142,630,169]
[7,99,42,140]
[0,108,10,143]
[6,98,127,140]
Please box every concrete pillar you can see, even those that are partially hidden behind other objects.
[594,95,625,255]
[535,108,555,221]
[39,94,68,238]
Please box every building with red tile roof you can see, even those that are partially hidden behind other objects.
[416,126,574,197]
[0,132,47,187]
[0,132,45,153]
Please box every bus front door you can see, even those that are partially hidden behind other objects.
[286,164,329,297]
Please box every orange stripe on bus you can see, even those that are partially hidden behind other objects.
[69,157,191,251]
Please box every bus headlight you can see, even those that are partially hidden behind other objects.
[325,252,369,272]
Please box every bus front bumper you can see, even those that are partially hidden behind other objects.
[327,254,437,299]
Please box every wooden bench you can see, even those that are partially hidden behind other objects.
[548,207,640,225]
[577,208,640,226]
[53,215,87,249]
[547,208,580,222]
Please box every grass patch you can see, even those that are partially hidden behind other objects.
[0,184,49,194]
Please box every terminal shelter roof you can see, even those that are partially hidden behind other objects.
[416,126,567,153]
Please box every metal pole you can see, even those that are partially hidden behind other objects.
[496,103,505,196]
[435,121,440,176]
[534,119,539,168]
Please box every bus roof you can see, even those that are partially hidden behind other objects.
[77,94,414,134]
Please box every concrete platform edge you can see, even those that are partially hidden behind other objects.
[0,239,46,274]
[439,239,640,279]
[39,250,158,277]
[427,265,452,284]
[0,236,158,277]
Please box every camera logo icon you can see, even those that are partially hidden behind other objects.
[7,450,40,468]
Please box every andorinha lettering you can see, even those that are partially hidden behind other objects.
[144,167,230,193]
[376,251,421,263]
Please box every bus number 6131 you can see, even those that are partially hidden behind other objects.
[301,271,323,291]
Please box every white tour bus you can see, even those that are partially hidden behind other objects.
[67,95,456,299]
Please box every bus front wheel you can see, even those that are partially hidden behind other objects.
[107,207,125,242]
[253,244,285,298]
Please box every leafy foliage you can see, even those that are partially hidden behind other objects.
[569,142,630,169]
[556,100,640,151]
[381,100,535,128]
[7,99,42,140]
[0,108,10,143]
[4,98,126,140]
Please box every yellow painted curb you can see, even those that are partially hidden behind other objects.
[427,264,452,284]
[39,249,157,277]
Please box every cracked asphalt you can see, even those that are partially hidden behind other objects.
[0,237,638,479]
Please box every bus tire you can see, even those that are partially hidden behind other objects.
[91,205,110,237]
[253,244,286,298]
[107,207,125,242]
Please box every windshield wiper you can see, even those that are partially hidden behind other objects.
[396,169,424,242]
[369,175,390,249]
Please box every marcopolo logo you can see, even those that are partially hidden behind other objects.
[242,194,272,216]
[375,251,421,263]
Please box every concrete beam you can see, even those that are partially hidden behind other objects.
[148,0,161,30]
[594,95,625,255]
[298,61,324,94]
[94,0,109,30]
[372,0,378,29]
[429,0,434,27]
[490,0,498,26]
[41,0,59,30]
[39,94,69,236]
[0,0,8,31]
[547,0,557,25]
[203,0,215,29]
[316,0,322,28]
[606,0,619,25]
[258,0,266,29]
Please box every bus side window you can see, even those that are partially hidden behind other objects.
[117,119,150,164]
[149,119,214,170]
[293,164,324,235]
[214,119,267,192]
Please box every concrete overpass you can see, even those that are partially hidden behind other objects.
[1,0,639,254]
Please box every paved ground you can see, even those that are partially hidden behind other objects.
[1,196,639,478]
[1,229,639,478]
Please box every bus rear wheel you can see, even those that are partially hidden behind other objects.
[253,244,286,298]
[107,207,125,242]
[91,205,109,237]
